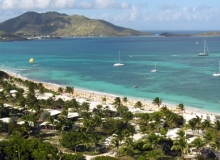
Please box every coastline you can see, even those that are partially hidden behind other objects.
[2,68,220,122]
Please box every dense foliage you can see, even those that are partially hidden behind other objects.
[0,71,220,160]
[0,133,85,160]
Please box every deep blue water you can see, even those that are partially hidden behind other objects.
[0,36,220,113]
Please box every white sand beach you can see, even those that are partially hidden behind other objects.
[2,69,220,160]
[3,69,220,126]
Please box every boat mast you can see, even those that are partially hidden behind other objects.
[219,60,220,73]
[119,51,120,62]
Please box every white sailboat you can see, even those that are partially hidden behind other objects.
[198,40,209,56]
[114,51,124,66]
[213,61,220,77]
[151,62,158,72]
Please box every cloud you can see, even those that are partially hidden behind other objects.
[0,0,131,10]
[139,4,220,30]
[193,5,212,12]
[155,5,219,22]
[113,4,141,23]
[0,1,219,30]
[79,0,130,9]
[0,0,77,10]
[51,0,76,9]
[0,0,133,24]
[160,4,179,12]
[129,6,138,21]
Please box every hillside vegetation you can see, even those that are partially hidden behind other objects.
[0,11,150,37]
[0,30,27,42]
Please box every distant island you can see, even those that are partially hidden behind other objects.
[159,31,220,37]
[0,11,151,41]
[0,11,220,42]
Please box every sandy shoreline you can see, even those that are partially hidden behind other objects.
[2,69,220,121]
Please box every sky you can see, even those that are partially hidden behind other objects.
[0,0,220,31]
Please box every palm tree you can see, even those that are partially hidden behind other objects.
[60,109,68,119]
[152,97,162,109]
[88,133,99,152]
[0,91,6,103]
[57,87,63,94]
[171,137,189,157]
[126,124,136,137]
[190,137,205,155]
[177,103,185,114]
[122,111,133,122]
[144,133,159,150]
[186,119,197,135]
[176,129,186,139]
[122,97,128,106]
[46,116,57,130]
[211,140,220,152]
[167,112,184,128]
[201,119,212,130]
[214,120,220,131]
[111,135,120,156]
[146,149,165,159]
[112,97,121,108]
[116,105,128,117]
[151,112,162,124]
[119,137,134,156]
[81,102,90,112]
[102,96,107,105]
[134,101,142,108]
[193,116,202,134]
[65,86,74,95]
[203,132,214,146]
[139,113,150,124]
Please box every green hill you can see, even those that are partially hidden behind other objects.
[0,30,27,42]
[0,11,150,37]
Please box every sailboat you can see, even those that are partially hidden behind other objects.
[113,51,124,66]
[151,62,158,72]
[198,40,209,56]
[213,61,220,77]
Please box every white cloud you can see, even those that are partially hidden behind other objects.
[160,4,179,12]
[129,6,138,21]
[1,0,17,9]
[80,2,92,9]
[140,5,220,30]
[0,0,77,10]
[0,1,219,30]
[100,13,110,21]
[79,0,130,9]
[121,2,129,9]
[113,5,140,23]
[155,5,219,22]
[51,0,76,9]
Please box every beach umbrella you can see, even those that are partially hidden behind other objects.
[29,58,34,63]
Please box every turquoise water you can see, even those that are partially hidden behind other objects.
[0,36,220,113]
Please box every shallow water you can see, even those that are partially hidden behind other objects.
[0,36,220,113]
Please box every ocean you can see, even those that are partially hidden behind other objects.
[0,35,220,113]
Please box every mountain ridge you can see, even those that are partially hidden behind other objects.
[0,11,150,37]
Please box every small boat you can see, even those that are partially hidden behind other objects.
[198,40,209,56]
[213,61,220,77]
[114,51,124,67]
[151,62,158,72]
[133,86,138,88]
